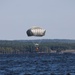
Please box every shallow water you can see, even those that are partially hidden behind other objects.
[0,53,75,75]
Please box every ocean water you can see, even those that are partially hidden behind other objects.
[0,53,75,75]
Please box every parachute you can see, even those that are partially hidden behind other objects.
[26,26,46,52]
[26,26,46,37]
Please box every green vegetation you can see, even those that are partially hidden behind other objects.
[0,39,75,54]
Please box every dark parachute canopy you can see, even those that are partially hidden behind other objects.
[26,26,46,52]
[26,26,46,37]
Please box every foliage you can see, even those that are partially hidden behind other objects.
[0,40,75,54]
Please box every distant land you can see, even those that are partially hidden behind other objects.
[0,39,75,54]
[11,39,75,44]
[1,39,75,43]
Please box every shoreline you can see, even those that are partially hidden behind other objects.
[0,50,75,54]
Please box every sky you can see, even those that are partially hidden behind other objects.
[0,0,75,40]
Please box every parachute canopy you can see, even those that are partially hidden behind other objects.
[26,26,46,37]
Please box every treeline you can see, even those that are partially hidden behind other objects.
[0,39,75,54]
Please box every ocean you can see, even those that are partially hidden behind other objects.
[0,53,75,75]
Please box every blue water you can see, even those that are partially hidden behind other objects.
[0,53,75,75]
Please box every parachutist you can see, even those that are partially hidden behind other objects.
[36,47,39,52]
[26,26,46,52]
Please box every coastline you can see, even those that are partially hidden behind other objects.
[49,49,75,54]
